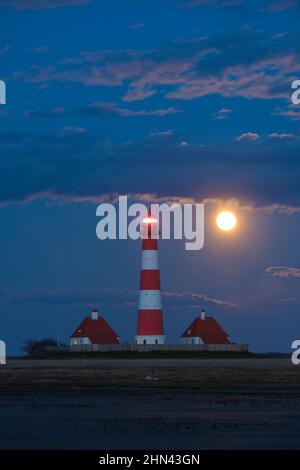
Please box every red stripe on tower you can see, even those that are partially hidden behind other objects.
[135,210,166,345]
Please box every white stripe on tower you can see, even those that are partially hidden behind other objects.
[141,250,159,270]
[138,291,162,310]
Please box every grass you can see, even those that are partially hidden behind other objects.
[16,350,264,360]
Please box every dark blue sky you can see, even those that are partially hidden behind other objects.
[1,0,300,354]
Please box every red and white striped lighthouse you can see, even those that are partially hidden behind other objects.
[135,210,166,345]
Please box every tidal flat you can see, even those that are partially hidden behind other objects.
[0,358,299,449]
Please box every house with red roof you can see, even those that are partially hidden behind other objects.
[70,308,119,346]
[181,309,231,345]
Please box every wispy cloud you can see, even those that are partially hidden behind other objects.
[273,106,300,121]
[212,108,233,120]
[264,0,300,12]
[33,46,49,54]
[269,133,295,139]
[0,0,90,10]
[24,107,66,118]
[130,22,144,30]
[0,287,237,309]
[281,297,298,303]
[16,29,300,102]
[180,0,242,8]
[83,102,180,117]
[1,130,300,209]
[24,102,181,118]
[235,132,260,142]
[162,290,238,308]
[0,44,11,55]
[122,86,156,102]
[265,266,300,278]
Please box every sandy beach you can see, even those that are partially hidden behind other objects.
[0,358,299,449]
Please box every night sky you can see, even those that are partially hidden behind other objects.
[1,0,300,354]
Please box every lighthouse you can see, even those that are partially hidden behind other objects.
[135,210,166,345]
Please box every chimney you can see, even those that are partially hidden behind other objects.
[91,308,99,320]
[200,309,206,320]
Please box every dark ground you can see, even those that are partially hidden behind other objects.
[0,358,299,449]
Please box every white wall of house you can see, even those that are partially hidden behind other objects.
[70,337,91,346]
[181,337,204,345]
[135,335,166,345]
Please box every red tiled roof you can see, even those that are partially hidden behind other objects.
[181,316,231,344]
[70,316,119,344]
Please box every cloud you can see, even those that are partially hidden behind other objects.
[122,86,156,102]
[176,0,299,12]
[130,22,144,30]
[24,107,66,118]
[265,267,300,278]
[0,0,89,10]
[180,0,242,8]
[212,108,233,120]
[235,132,260,142]
[269,133,295,139]
[16,29,300,102]
[273,106,300,121]
[1,288,136,307]
[33,46,49,54]
[1,129,300,210]
[281,297,298,303]
[24,102,181,118]
[0,44,11,55]
[162,291,238,308]
[82,102,180,117]
[58,126,86,135]
[264,0,300,12]
[0,287,237,309]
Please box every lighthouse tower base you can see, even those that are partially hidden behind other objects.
[135,335,166,345]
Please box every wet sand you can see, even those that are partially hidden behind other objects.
[0,358,299,449]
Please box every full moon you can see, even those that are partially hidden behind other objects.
[216,211,237,231]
